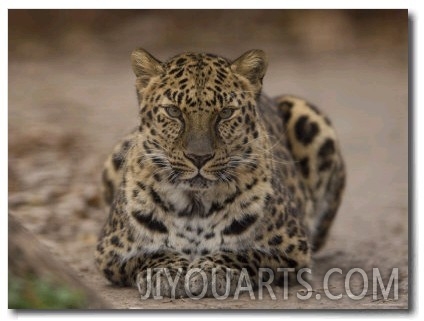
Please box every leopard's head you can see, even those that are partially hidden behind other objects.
[132,49,268,190]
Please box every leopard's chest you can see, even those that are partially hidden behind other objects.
[166,218,222,259]
[127,181,267,258]
[161,212,259,260]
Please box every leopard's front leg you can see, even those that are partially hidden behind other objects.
[94,203,191,298]
[95,234,190,299]
[187,242,311,298]
[135,251,190,299]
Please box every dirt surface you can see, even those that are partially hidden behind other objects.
[8,11,408,309]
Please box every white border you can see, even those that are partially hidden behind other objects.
[2,1,420,320]
[3,0,414,9]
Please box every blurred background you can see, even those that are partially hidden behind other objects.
[9,9,407,58]
[8,10,408,309]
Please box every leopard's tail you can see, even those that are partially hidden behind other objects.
[274,95,346,252]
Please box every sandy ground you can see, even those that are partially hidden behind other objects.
[8,14,408,309]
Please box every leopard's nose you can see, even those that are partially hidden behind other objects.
[184,152,214,169]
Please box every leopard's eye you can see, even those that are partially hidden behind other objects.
[165,106,182,118]
[219,108,234,120]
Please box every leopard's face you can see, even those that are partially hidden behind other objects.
[132,50,268,190]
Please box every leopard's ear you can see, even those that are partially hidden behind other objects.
[131,48,164,86]
[230,49,268,88]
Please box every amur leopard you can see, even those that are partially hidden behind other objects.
[95,48,346,298]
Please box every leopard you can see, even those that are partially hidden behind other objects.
[95,48,346,298]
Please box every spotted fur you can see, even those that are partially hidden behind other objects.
[95,49,346,297]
